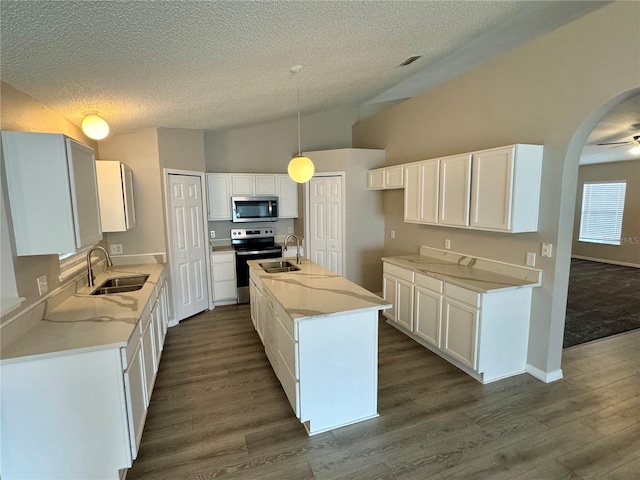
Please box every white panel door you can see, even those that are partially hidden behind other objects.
[168,174,209,322]
[309,176,343,276]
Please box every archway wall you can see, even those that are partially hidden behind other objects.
[352,2,640,378]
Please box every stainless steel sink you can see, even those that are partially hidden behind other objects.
[91,274,149,295]
[259,261,301,273]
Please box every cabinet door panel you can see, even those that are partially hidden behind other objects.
[382,274,396,321]
[231,174,254,195]
[439,154,471,227]
[277,175,299,218]
[206,174,232,220]
[255,175,277,195]
[420,159,439,224]
[404,163,421,222]
[367,169,384,189]
[141,317,156,405]
[396,278,414,330]
[123,341,146,459]
[442,299,479,369]
[385,165,404,188]
[414,286,442,347]
[471,147,514,230]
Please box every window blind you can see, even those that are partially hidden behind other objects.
[578,181,626,246]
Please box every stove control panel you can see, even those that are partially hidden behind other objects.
[231,228,275,240]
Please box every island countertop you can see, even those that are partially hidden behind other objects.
[1,263,166,363]
[382,248,541,294]
[248,258,390,321]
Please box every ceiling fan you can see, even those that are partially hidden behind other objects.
[596,134,640,154]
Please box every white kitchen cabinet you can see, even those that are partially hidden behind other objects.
[206,173,232,221]
[470,144,543,233]
[442,296,479,370]
[1,131,102,255]
[231,174,277,196]
[210,250,237,304]
[439,153,472,227]
[250,275,264,342]
[413,273,443,348]
[0,267,170,478]
[382,259,536,383]
[96,160,136,232]
[404,159,439,224]
[382,263,414,329]
[367,165,404,190]
[277,174,299,218]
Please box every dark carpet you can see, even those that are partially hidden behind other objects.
[564,258,640,348]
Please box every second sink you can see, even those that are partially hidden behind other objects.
[259,261,301,273]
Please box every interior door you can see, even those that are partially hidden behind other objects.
[309,176,343,275]
[168,174,209,322]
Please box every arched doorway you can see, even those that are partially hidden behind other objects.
[550,88,640,371]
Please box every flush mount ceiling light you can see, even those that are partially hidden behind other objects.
[81,111,110,140]
[288,65,315,184]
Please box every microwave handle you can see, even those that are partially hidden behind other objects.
[268,200,273,218]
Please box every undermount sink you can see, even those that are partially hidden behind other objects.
[91,274,149,295]
[259,261,301,274]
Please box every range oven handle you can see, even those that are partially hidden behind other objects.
[236,249,282,256]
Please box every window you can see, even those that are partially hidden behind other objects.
[579,181,626,246]
[59,248,93,282]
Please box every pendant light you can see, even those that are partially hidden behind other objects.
[81,111,110,140]
[288,65,315,183]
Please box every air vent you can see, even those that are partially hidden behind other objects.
[399,55,422,67]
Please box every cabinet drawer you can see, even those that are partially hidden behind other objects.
[275,300,295,339]
[276,318,298,380]
[383,263,414,283]
[445,283,481,307]
[211,252,235,264]
[278,354,300,417]
[415,273,443,293]
[122,322,143,368]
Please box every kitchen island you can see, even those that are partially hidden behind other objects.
[248,258,390,435]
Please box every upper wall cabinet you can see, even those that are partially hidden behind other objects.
[470,145,543,233]
[206,173,232,221]
[206,173,298,221]
[96,160,136,232]
[1,131,102,255]
[367,165,404,190]
[231,174,277,196]
[374,144,543,233]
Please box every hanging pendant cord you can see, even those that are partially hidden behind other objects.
[296,70,301,156]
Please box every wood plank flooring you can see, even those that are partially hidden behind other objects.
[126,304,640,480]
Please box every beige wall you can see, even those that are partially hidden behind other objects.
[572,160,640,265]
[98,129,165,256]
[158,128,206,172]
[0,82,101,318]
[204,106,359,173]
[352,2,640,378]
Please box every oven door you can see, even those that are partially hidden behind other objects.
[235,248,283,303]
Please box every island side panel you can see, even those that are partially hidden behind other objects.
[297,310,379,435]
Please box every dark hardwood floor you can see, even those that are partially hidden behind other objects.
[126,304,640,480]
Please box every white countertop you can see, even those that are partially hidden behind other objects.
[1,263,166,363]
[382,249,541,293]
[248,258,390,321]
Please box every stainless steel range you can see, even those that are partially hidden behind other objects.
[231,227,283,303]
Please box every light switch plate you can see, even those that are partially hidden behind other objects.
[541,243,553,258]
[445,239,451,250]
[526,252,536,267]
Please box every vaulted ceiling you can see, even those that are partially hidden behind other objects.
[1,0,609,137]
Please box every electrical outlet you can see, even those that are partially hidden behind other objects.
[445,239,451,250]
[526,252,536,267]
[110,244,123,255]
[37,275,48,296]
[287,227,293,234]
[390,230,396,239]
[541,242,553,258]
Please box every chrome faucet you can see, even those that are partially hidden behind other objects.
[86,246,113,287]
[283,234,302,264]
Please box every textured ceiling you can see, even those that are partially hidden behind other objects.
[1,0,609,138]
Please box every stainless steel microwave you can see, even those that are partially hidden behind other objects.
[231,196,278,222]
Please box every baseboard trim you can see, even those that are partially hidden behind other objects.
[526,364,563,383]
[571,255,640,269]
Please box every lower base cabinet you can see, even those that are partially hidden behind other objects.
[383,261,533,383]
[250,269,379,435]
[0,268,170,479]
